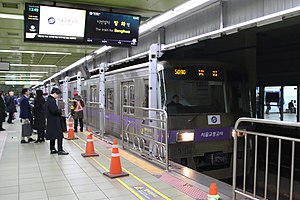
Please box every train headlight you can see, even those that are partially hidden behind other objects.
[176,131,194,142]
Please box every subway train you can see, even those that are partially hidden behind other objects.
[63,59,251,179]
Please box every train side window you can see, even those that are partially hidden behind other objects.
[129,85,135,114]
[90,85,97,102]
[122,85,129,113]
[106,88,114,110]
[143,83,149,107]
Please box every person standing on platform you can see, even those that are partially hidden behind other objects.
[33,90,46,143]
[46,88,68,155]
[71,91,84,132]
[19,88,35,143]
[0,92,6,131]
[6,91,17,124]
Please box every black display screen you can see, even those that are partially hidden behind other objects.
[85,11,140,46]
[24,3,140,47]
[164,66,223,80]
[266,92,280,103]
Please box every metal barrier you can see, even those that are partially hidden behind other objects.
[121,105,169,170]
[85,102,102,134]
[232,117,300,200]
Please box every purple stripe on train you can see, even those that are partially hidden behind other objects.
[169,127,231,144]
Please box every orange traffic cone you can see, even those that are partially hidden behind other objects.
[81,131,99,157]
[103,138,129,178]
[207,182,220,200]
[65,117,78,140]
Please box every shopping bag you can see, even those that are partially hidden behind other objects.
[60,116,67,132]
[22,120,32,137]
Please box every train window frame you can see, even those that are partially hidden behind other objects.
[129,84,135,114]
[106,88,114,110]
[90,85,97,102]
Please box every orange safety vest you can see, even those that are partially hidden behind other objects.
[74,100,83,112]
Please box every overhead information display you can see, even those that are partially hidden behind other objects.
[165,66,223,80]
[24,3,140,47]
[85,11,140,46]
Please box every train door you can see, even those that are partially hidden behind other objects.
[259,86,298,122]
[121,81,134,114]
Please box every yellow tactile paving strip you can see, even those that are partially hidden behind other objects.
[69,131,172,200]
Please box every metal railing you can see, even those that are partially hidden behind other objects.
[121,105,169,170]
[85,102,103,135]
[232,117,300,200]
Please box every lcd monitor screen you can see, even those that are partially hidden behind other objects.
[85,11,140,46]
[24,3,86,44]
[24,3,141,47]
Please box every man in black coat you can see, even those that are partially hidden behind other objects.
[0,91,6,131]
[6,91,17,124]
[46,88,68,155]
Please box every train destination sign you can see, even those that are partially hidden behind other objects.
[85,11,140,46]
[166,66,223,80]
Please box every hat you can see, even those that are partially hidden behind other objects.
[73,91,78,96]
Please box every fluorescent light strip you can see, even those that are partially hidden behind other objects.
[0,13,24,20]
[0,50,71,55]
[0,78,40,81]
[0,71,48,74]
[5,81,43,85]
[0,75,43,78]
[10,64,57,67]
[108,51,148,67]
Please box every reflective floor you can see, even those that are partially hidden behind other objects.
[0,118,229,200]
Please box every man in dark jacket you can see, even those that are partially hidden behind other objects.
[19,88,35,143]
[0,91,6,131]
[46,88,68,155]
[6,91,17,124]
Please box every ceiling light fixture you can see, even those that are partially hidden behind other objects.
[5,81,43,85]
[0,13,24,20]
[10,64,57,67]
[0,50,71,55]
[0,75,43,78]
[0,71,48,74]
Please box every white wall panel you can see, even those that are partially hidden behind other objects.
[131,32,158,55]
[165,5,220,44]
[110,48,128,63]
[225,0,264,27]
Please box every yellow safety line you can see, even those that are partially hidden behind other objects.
[72,133,171,200]
[70,140,144,200]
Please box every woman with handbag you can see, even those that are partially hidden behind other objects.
[19,88,35,143]
[0,91,6,131]
[33,90,46,143]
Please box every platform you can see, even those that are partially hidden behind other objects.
[0,119,232,200]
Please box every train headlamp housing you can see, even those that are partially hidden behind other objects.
[176,131,194,142]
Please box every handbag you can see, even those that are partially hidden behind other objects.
[60,116,67,132]
[22,119,32,137]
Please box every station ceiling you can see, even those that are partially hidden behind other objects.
[0,0,187,87]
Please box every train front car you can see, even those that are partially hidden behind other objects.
[160,61,250,179]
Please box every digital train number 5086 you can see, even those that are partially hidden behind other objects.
[174,69,186,75]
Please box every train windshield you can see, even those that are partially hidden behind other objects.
[165,69,225,114]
